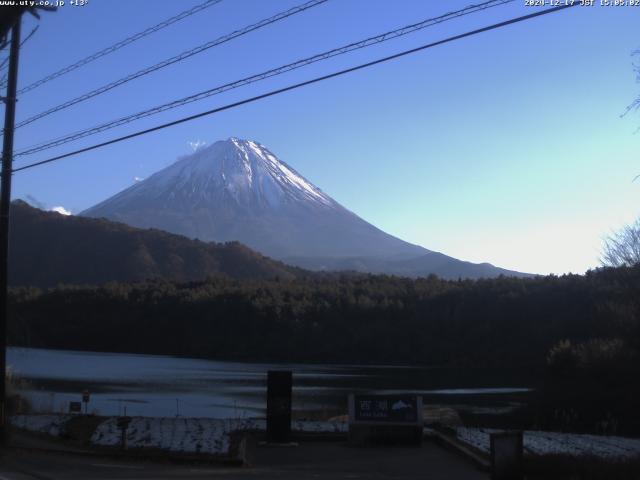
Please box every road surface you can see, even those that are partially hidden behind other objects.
[0,441,488,479]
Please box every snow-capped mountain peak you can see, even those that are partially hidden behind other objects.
[120,137,334,211]
[81,137,428,260]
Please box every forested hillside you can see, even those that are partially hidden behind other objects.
[9,201,303,287]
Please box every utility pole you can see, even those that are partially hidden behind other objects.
[0,13,22,445]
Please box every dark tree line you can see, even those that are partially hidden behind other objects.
[8,265,640,368]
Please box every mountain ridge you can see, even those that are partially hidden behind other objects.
[82,137,530,279]
[9,200,303,287]
[284,253,530,279]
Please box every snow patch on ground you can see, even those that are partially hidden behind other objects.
[11,415,348,457]
[91,417,264,455]
[10,414,71,437]
[456,427,640,460]
[16,414,638,461]
[293,419,348,434]
[91,417,347,455]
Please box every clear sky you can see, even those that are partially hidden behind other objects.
[5,0,639,275]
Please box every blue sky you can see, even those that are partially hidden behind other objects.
[5,0,639,275]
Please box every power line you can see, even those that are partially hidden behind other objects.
[14,0,514,158]
[12,0,328,130]
[9,0,224,95]
[12,3,577,175]
[0,25,37,74]
[0,25,38,87]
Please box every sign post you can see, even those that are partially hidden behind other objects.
[117,416,132,451]
[348,394,423,445]
[82,390,90,414]
[266,370,292,444]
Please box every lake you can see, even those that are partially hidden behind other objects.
[7,347,535,421]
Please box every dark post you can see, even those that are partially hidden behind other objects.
[266,370,292,443]
[117,416,132,451]
[490,431,524,480]
[0,14,22,446]
[82,389,90,414]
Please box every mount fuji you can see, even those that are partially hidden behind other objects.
[82,138,527,279]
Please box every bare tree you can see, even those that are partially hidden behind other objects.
[622,49,640,120]
[602,219,640,267]
[603,49,640,267]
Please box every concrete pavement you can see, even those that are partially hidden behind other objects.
[0,441,488,479]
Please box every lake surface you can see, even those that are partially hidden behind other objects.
[7,347,535,419]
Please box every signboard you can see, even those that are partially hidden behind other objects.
[266,370,292,443]
[69,401,82,413]
[490,431,523,480]
[348,394,423,446]
[352,395,420,423]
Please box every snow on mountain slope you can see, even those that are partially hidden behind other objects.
[82,137,527,278]
[82,138,428,260]
[92,138,333,212]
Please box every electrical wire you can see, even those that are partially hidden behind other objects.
[10,0,224,94]
[11,3,578,175]
[12,0,328,130]
[0,25,39,86]
[14,0,513,158]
